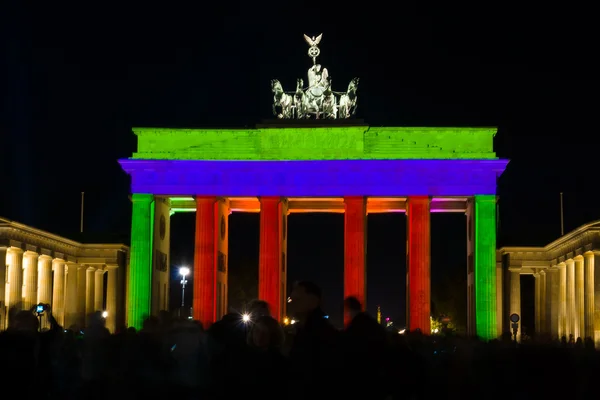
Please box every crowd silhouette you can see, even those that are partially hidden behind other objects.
[1,280,599,400]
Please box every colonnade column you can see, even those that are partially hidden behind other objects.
[95,269,105,312]
[406,196,430,334]
[558,263,567,339]
[470,195,498,340]
[106,265,118,333]
[534,273,540,334]
[509,269,521,340]
[52,259,66,326]
[64,262,79,328]
[0,247,6,330]
[575,256,585,339]
[193,197,217,328]
[22,251,39,311]
[76,266,87,327]
[37,255,53,328]
[127,193,155,329]
[566,258,575,338]
[86,267,96,316]
[539,271,546,334]
[37,256,53,306]
[5,247,24,326]
[583,252,595,339]
[344,197,367,323]
[259,197,287,322]
[548,267,559,338]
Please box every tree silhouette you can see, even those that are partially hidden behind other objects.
[431,268,467,333]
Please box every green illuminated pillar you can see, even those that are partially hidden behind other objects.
[128,193,155,329]
[473,195,497,340]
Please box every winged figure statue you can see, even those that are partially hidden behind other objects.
[303,33,323,47]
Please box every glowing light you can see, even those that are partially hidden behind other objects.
[102,311,108,318]
[291,319,297,324]
[399,329,406,334]
[179,267,190,277]
[283,317,290,325]
[242,314,251,323]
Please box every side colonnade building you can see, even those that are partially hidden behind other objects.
[119,124,508,339]
[499,220,600,344]
[0,217,129,332]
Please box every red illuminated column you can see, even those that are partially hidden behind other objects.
[344,197,367,323]
[259,197,284,321]
[193,196,217,328]
[406,196,431,334]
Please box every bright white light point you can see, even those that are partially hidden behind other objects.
[179,267,190,277]
[242,314,250,322]
[102,311,108,318]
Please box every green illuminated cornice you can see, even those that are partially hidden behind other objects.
[131,126,497,160]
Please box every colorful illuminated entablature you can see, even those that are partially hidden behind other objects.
[130,126,499,160]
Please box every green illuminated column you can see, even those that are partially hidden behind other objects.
[473,195,497,340]
[128,193,155,329]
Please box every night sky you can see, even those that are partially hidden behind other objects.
[2,4,599,329]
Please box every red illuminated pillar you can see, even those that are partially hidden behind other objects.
[259,197,285,321]
[344,197,367,324]
[406,196,431,334]
[193,196,217,328]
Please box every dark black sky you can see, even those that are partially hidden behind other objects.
[2,3,599,328]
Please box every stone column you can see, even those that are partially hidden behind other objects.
[77,266,87,327]
[106,265,117,333]
[406,196,431,334]
[510,270,521,340]
[584,252,595,340]
[566,258,575,338]
[64,262,79,329]
[5,247,24,325]
[22,251,39,311]
[558,262,567,339]
[344,196,367,325]
[259,197,286,322]
[548,268,560,339]
[37,255,53,330]
[52,259,66,327]
[0,247,6,330]
[533,273,540,335]
[193,196,217,328]
[127,193,154,329]
[86,267,96,316]
[575,256,584,339]
[95,269,105,311]
[539,270,546,334]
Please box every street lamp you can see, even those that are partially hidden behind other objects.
[179,267,190,310]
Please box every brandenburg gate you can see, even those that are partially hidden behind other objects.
[119,34,508,340]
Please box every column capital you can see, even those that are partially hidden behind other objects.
[565,258,575,265]
[38,254,53,261]
[23,250,39,258]
[557,262,566,268]
[584,251,594,258]
[7,246,23,254]
[574,255,584,261]
[86,266,97,271]
[539,270,546,276]
[65,261,78,272]
[533,273,540,278]
[105,264,118,270]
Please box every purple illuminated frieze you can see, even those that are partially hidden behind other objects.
[119,159,508,197]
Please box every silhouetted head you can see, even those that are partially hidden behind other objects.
[344,296,362,320]
[290,281,321,316]
[249,315,284,350]
[249,300,270,318]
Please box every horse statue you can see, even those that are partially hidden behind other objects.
[294,78,306,118]
[338,77,359,118]
[271,79,293,119]
[321,80,337,119]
